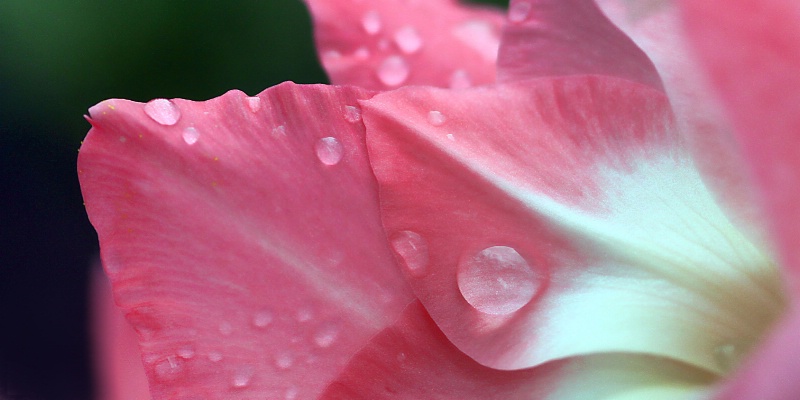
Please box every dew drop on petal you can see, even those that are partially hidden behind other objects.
[344,105,361,123]
[285,386,299,400]
[508,1,532,23]
[154,356,185,381]
[321,50,342,66]
[177,344,195,359]
[313,324,339,348]
[457,246,539,315]
[361,10,382,35]
[353,47,371,60]
[253,310,273,328]
[428,111,446,126]
[272,125,287,137]
[275,352,294,369]
[447,134,455,141]
[394,26,423,54]
[231,367,254,388]
[449,69,472,89]
[315,137,344,166]
[452,20,500,62]
[390,231,429,277]
[377,55,410,87]
[246,96,262,113]
[219,321,233,336]
[182,127,200,145]
[208,351,223,362]
[144,99,181,126]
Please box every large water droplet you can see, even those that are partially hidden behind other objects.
[390,231,429,277]
[154,356,185,381]
[315,137,344,166]
[231,367,254,388]
[182,127,200,145]
[457,246,539,315]
[253,310,273,328]
[449,69,472,89]
[508,1,532,23]
[394,26,423,54]
[313,324,339,348]
[428,111,446,126]
[246,96,262,113]
[377,56,410,87]
[361,10,382,35]
[344,105,361,123]
[144,99,181,126]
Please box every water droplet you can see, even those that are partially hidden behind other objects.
[396,352,407,362]
[182,127,200,145]
[246,96,262,113]
[177,345,195,359]
[714,343,740,372]
[219,321,233,336]
[457,246,539,315]
[508,1,532,23]
[144,99,181,126]
[315,137,344,166]
[231,367,253,388]
[322,50,342,66]
[452,20,500,62]
[344,105,361,123]
[394,26,423,54]
[313,325,339,348]
[285,386,299,400]
[428,111,446,126]
[296,308,313,322]
[253,310,273,328]
[361,10,382,35]
[353,47,371,60]
[390,231,429,276]
[449,69,472,89]
[154,356,185,381]
[446,134,455,141]
[208,351,223,362]
[377,55,410,87]
[275,352,294,369]
[272,125,287,137]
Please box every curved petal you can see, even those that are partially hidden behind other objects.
[362,76,784,375]
[305,0,504,89]
[496,0,663,90]
[79,83,415,398]
[321,301,714,400]
[92,265,150,400]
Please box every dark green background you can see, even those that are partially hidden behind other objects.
[0,1,505,398]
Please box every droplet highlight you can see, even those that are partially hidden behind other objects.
[284,386,299,400]
[275,352,294,369]
[449,69,472,89]
[144,99,181,126]
[394,26,423,54]
[377,55,410,87]
[182,127,200,145]
[508,1,532,23]
[177,344,195,359]
[246,96,262,113]
[344,105,361,123]
[154,356,185,381]
[457,246,539,315]
[428,111,446,126]
[231,367,254,388]
[390,231,429,276]
[208,351,223,362]
[253,310,273,328]
[452,20,500,62]
[313,324,339,348]
[361,10,382,35]
[315,137,344,166]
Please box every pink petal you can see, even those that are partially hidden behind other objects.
[305,0,504,89]
[497,0,663,90]
[91,265,150,400]
[321,301,713,399]
[79,83,415,398]
[680,0,800,292]
[363,76,781,373]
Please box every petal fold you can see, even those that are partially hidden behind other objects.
[79,83,414,399]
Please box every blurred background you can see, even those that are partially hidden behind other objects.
[0,1,504,398]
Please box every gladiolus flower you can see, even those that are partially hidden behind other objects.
[79,0,800,399]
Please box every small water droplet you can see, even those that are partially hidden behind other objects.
[396,352,407,362]
[315,137,344,166]
[177,345,195,359]
[447,134,455,141]
[275,352,294,369]
[449,69,472,89]
[253,310,273,328]
[377,55,410,87]
[272,125,287,137]
[313,325,339,348]
[296,308,313,322]
[714,343,739,372]
[285,386,299,400]
[182,127,200,145]
[508,1,532,23]
[393,26,423,54]
[208,351,223,362]
[457,246,539,315]
[322,50,342,66]
[246,96,262,113]
[144,99,181,126]
[344,105,361,123]
[219,321,233,336]
[361,10,382,35]
[353,47,371,60]
[154,356,185,381]
[428,111,446,126]
[231,367,254,388]
[390,231,429,276]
